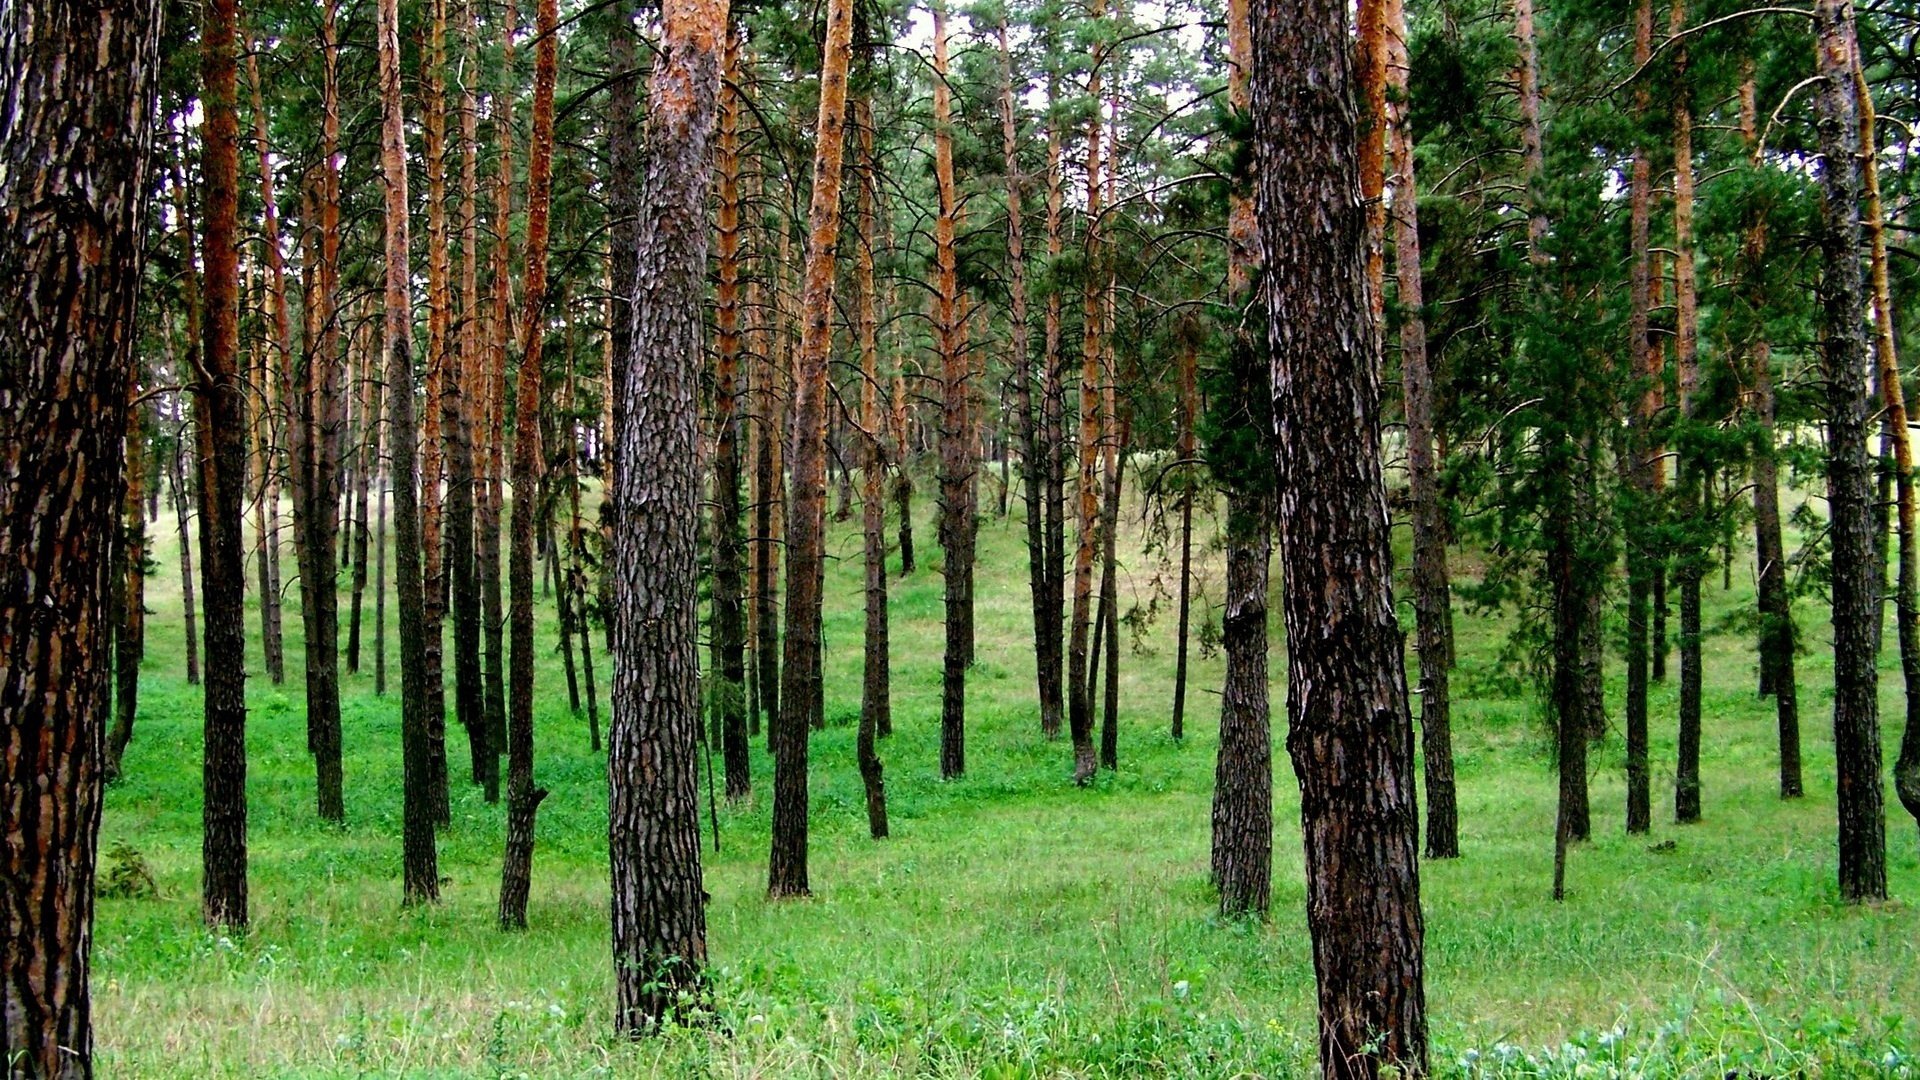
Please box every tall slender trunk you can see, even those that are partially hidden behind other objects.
[380,0,442,905]
[1621,0,1655,833]
[375,412,389,695]
[198,0,251,930]
[1042,78,1068,741]
[933,0,973,781]
[1097,400,1129,772]
[1000,21,1055,743]
[271,11,347,820]
[0,0,162,1070]
[609,0,727,1032]
[1671,0,1704,826]
[421,0,454,828]
[251,272,285,686]
[1211,0,1273,917]
[1854,44,1920,837]
[110,393,149,781]
[1170,334,1197,742]
[448,0,487,793]
[501,0,559,930]
[713,27,751,802]
[771,0,855,898]
[1068,2,1108,785]
[855,91,890,838]
[482,1,519,777]
[1388,0,1455,858]
[172,397,203,686]
[348,332,375,673]
[1812,0,1887,902]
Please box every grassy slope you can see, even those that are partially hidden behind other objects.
[96,479,1920,1077]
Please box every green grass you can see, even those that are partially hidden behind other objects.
[96,478,1920,1077]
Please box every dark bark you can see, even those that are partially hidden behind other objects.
[712,29,750,803]
[773,0,854,897]
[609,0,725,1032]
[109,402,148,782]
[1387,0,1455,857]
[171,429,202,686]
[1250,0,1428,1071]
[197,0,251,930]
[285,3,346,822]
[0,0,161,1067]
[380,0,441,905]
[501,0,560,931]
[1813,0,1887,902]
[1212,495,1271,917]
[447,0,487,803]
[855,93,889,834]
[933,0,972,782]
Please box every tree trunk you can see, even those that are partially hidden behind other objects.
[1097,398,1129,772]
[448,0,487,794]
[172,415,203,687]
[501,0,559,931]
[1042,77,1068,743]
[609,0,726,1033]
[772,0,854,898]
[933,0,973,782]
[272,10,347,821]
[1618,0,1655,834]
[1068,1,1108,786]
[1387,0,1455,858]
[1671,0,1703,826]
[1250,0,1428,1072]
[1853,44,1920,839]
[197,0,251,931]
[855,92,890,835]
[1000,21,1056,745]
[110,397,149,781]
[1171,334,1197,743]
[1212,495,1272,917]
[712,27,751,803]
[482,2,518,779]
[1812,0,1887,903]
[0,1,161,1071]
[379,0,441,905]
[348,332,375,674]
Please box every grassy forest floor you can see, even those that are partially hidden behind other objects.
[96,475,1920,1077]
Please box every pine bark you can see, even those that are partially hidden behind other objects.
[380,0,442,905]
[1621,0,1655,834]
[197,0,251,931]
[609,0,726,1032]
[712,28,751,802]
[1388,0,1455,858]
[421,0,454,828]
[482,2,518,778]
[0,1,162,1070]
[1812,0,1887,903]
[1737,67,1800,799]
[1000,21,1056,744]
[1852,46,1920,838]
[1671,0,1703,826]
[1068,2,1108,785]
[855,95,890,835]
[109,399,148,781]
[448,0,486,792]
[1250,0,1428,1071]
[275,10,347,821]
[933,0,973,781]
[772,0,855,898]
[501,0,560,931]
